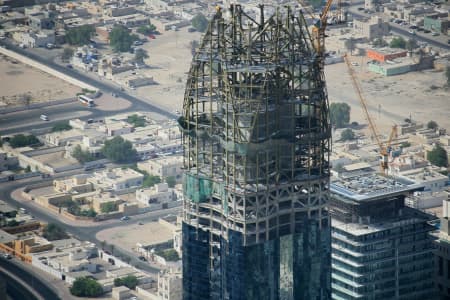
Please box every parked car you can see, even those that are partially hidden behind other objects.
[431,32,439,36]
[138,256,147,261]
[423,29,431,33]
[120,216,130,221]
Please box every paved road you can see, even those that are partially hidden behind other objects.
[347,8,450,51]
[0,178,181,274]
[0,257,60,300]
[0,39,178,135]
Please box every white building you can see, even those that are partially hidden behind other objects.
[89,168,144,191]
[158,268,182,300]
[137,156,183,181]
[0,150,18,171]
[136,183,175,208]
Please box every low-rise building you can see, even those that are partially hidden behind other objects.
[137,155,183,181]
[367,47,408,62]
[0,150,18,171]
[89,168,144,191]
[53,174,93,193]
[424,14,449,35]
[353,16,390,40]
[158,268,182,300]
[91,192,123,213]
[136,183,175,208]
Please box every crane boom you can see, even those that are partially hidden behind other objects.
[344,55,399,172]
[344,55,383,150]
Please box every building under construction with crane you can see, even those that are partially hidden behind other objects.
[180,4,331,300]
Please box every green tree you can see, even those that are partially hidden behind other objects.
[102,136,137,163]
[427,144,448,167]
[329,103,351,128]
[191,13,208,32]
[445,66,450,87]
[134,48,148,64]
[389,36,406,49]
[43,223,69,241]
[341,129,356,141]
[72,145,95,163]
[406,38,418,51]
[372,38,387,47]
[156,249,180,261]
[100,202,118,213]
[65,25,95,46]
[61,47,74,62]
[401,142,411,148]
[143,174,161,188]
[127,114,146,127]
[52,121,72,132]
[7,220,19,227]
[344,37,356,55]
[70,277,103,297]
[9,134,40,148]
[165,176,176,188]
[427,120,438,130]
[137,24,156,35]
[109,25,138,52]
[114,275,138,289]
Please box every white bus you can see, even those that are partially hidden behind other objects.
[78,95,94,107]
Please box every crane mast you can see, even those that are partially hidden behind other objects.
[344,55,397,172]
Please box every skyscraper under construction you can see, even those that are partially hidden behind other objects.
[180,5,331,300]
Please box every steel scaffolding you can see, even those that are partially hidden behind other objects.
[181,5,332,299]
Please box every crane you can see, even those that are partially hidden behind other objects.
[298,0,334,66]
[312,0,334,60]
[344,55,398,172]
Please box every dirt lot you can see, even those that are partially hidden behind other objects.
[96,221,173,252]
[0,54,80,108]
[324,28,450,134]
[130,27,201,112]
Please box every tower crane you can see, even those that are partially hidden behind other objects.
[298,0,334,66]
[344,55,398,172]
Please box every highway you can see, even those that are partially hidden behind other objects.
[0,178,181,274]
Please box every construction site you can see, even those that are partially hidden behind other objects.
[181,4,331,300]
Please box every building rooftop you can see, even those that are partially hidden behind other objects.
[331,173,424,202]
[0,229,16,244]
[332,207,433,236]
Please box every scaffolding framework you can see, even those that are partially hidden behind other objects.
[181,5,332,299]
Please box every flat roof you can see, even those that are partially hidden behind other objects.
[331,173,424,202]
[0,229,16,244]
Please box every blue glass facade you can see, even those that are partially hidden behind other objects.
[183,220,331,300]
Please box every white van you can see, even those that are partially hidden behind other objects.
[40,114,49,121]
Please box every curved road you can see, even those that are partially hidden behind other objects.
[0,38,178,136]
[0,178,180,274]
[0,258,60,300]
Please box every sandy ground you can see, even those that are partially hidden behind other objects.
[324,27,450,134]
[131,28,201,112]
[130,25,449,132]
[0,54,80,107]
[96,221,173,252]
